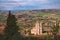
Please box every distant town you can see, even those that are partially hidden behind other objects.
[0,9,60,40]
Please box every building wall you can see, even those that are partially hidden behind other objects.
[31,21,42,35]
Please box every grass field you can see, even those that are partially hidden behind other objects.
[37,13,60,19]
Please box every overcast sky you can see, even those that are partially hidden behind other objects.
[0,0,60,10]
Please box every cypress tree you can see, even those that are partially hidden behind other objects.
[5,11,19,40]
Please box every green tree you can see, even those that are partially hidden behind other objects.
[5,11,19,40]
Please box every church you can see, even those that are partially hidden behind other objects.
[31,21,43,35]
[31,20,52,35]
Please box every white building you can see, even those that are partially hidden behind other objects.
[31,21,42,35]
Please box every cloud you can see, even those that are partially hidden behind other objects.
[0,0,49,5]
[0,0,60,10]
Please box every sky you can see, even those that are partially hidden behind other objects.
[0,0,60,10]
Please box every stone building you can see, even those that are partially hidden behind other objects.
[31,21,42,35]
[31,21,53,35]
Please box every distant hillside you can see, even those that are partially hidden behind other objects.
[15,9,60,15]
[0,9,60,20]
[39,9,60,14]
[0,9,60,14]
